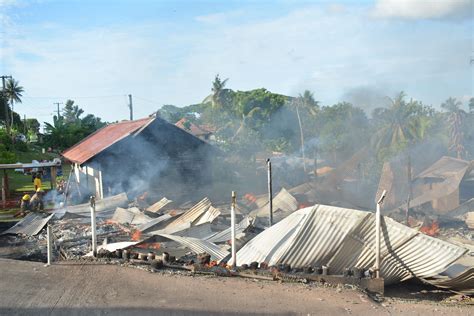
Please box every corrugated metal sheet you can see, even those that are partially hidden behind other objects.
[56,193,128,217]
[206,216,252,243]
[423,266,474,294]
[146,197,173,213]
[2,213,54,236]
[62,117,154,164]
[138,214,173,232]
[165,197,211,229]
[466,212,474,229]
[158,234,229,261]
[231,204,467,285]
[111,207,152,225]
[251,188,298,228]
[194,206,221,225]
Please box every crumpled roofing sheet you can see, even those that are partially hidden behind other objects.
[2,213,54,236]
[206,216,252,243]
[465,212,474,229]
[164,197,212,229]
[111,207,152,225]
[231,204,467,285]
[138,214,173,232]
[146,197,173,213]
[194,206,221,226]
[56,193,129,217]
[423,265,474,295]
[251,188,298,228]
[158,234,229,261]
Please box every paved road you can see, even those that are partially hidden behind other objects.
[0,259,471,315]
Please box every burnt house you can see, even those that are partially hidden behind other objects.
[62,115,215,201]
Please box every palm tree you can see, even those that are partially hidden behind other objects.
[289,90,319,172]
[371,92,428,152]
[44,115,69,149]
[441,97,466,159]
[211,74,229,110]
[5,78,24,134]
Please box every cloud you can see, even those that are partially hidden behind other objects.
[2,3,472,126]
[372,0,472,20]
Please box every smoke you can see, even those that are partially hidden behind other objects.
[341,85,392,117]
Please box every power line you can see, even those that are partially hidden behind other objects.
[22,94,126,99]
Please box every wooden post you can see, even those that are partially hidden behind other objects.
[46,225,53,266]
[1,171,5,208]
[50,166,57,190]
[375,190,386,279]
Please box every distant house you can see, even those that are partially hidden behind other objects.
[62,115,215,201]
[377,156,474,214]
[175,118,215,142]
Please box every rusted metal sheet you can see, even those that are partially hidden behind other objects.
[62,117,154,164]
[2,213,54,236]
[231,204,467,286]
[146,197,173,213]
[158,234,229,261]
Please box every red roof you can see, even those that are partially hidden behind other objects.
[175,118,212,137]
[62,117,154,164]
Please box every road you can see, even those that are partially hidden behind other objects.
[0,259,471,315]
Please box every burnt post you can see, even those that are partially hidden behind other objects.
[267,159,273,227]
[231,191,237,270]
[90,196,97,257]
[375,190,386,279]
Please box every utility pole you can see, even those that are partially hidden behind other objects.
[1,75,12,135]
[128,94,133,120]
[53,102,63,118]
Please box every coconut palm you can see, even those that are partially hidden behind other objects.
[289,90,319,172]
[371,92,427,152]
[5,78,24,134]
[211,74,229,110]
[441,97,466,159]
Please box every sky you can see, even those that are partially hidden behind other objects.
[0,0,473,127]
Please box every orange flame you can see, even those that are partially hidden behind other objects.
[131,230,142,241]
[420,221,439,236]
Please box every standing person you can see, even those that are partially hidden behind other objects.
[30,188,45,211]
[34,174,42,191]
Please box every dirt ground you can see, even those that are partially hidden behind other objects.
[0,258,472,316]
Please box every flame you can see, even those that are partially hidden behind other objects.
[131,230,142,241]
[138,191,148,201]
[244,193,257,203]
[420,221,439,236]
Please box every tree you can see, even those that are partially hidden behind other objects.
[5,78,24,132]
[288,90,319,171]
[211,74,229,110]
[371,92,430,157]
[62,100,84,123]
[468,97,474,114]
[441,97,466,159]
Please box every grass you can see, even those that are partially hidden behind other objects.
[14,145,58,162]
